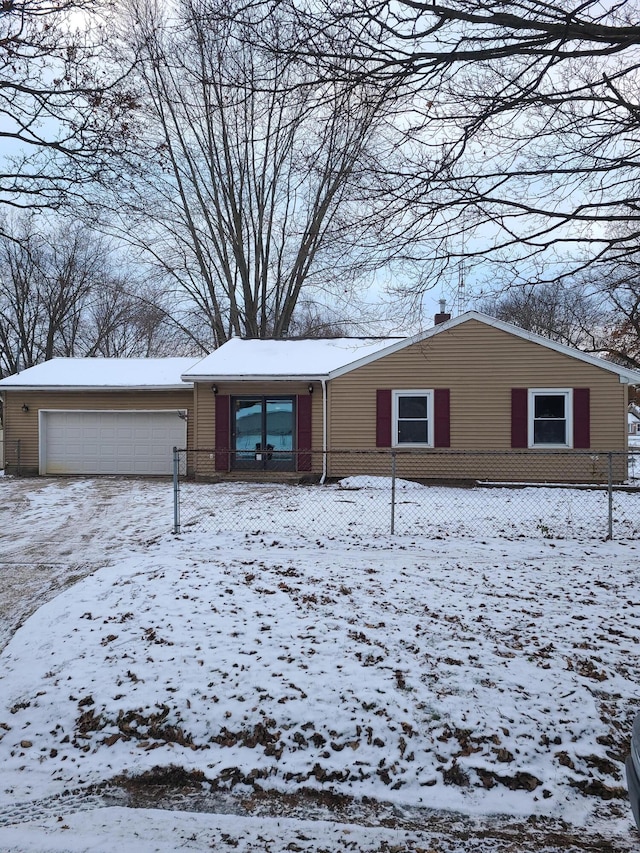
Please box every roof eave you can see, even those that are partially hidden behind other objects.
[1,384,194,392]
[184,374,329,382]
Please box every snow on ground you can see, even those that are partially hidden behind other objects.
[0,808,466,853]
[0,478,173,652]
[0,806,604,853]
[178,475,640,540]
[0,476,638,851]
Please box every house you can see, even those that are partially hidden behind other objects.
[1,312,639,481]
[0,358,194,475]
[181,311,640,483]
[628,408,640,453]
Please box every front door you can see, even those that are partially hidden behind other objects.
[232,396,295,471]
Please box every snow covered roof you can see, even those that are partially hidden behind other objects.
[182,337,402,380]
[0,358,196,390]
[183,313,640,384]
[4,313,640,390]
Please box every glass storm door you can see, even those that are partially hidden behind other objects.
[232,397,295,471]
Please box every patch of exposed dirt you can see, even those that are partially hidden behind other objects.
[96,773,637,852]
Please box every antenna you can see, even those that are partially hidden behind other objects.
[457,220,468,314]
[457,259,466,314]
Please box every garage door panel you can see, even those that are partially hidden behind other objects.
[42,411,186,475]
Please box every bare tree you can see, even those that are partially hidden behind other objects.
[0,214,196,377]
[575,261,640,369]
[275,0,640,289]
[100,0,401,346]
[83,279,202,358]
[286,301,356,338]
[476,257,640,369]
[0,215,98,374]
[478,281,601,349]
[600,306,640,370]
[0,0,134,216]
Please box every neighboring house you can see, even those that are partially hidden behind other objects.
[628,408,640,451]
[1,312,640,481]
[0,358,194,475]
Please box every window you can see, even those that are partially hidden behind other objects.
[393,390,433,447]
[528,389,572,447]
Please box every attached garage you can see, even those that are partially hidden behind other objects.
[40,410,187,475]
[0,357,196,476]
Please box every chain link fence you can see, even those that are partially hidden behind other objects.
[172,448,640,540]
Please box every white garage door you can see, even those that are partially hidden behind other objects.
[41,411,187,475]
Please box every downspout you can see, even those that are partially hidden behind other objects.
[320,378,328,484]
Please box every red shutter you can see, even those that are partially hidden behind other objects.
[434,388,450,447]
[297,395,312,471]
[573,388,590,448]
[511,388,528,448]
[376,389,392,447]
[214,394,230,471]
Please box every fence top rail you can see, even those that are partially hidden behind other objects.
[175,447,637,458]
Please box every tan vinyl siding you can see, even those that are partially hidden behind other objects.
[321,447,627,484]
[328,320,629,481]
[193,381,323,479]
[2,390,193,475]
[193,382,216,478]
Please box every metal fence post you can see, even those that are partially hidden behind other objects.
[173,447,181,535]
[391,450,397,535]
[607,452,613,540]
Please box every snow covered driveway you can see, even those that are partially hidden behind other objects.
[0,477,173,651]
[0,476,638,851]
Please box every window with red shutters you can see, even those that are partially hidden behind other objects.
[376,389,392,447]
[573,388,590,448]
[511,388,528,448]
[434,388,451,448]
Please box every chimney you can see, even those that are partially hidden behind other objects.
[434,299,451,325]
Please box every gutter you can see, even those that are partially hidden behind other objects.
[320,378,328,484]
[182,374,328,383]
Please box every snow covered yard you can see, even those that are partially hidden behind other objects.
[177,475,640,540]
[0,476,639,851]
